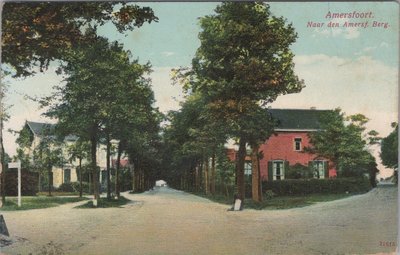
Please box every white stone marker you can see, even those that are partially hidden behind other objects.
[8,161,21,207]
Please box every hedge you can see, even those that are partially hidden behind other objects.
[261,178,372,196]
[57,182,91,194]
[5,170,38,196]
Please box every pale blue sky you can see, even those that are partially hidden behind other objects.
[4,2,399,176]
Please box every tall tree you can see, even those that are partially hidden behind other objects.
[306,109,380,177]
[176,2,304,200]
[67,139,90,197]
[44,36,155,206]
[0,2,158,204]
[380,123,398,169]
[380,123,398,183]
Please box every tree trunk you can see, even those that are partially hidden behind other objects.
[0,118,4,207]
[0,65,5,207]
[48,164,52,196]
[258,152,262,201]
[225,183,230,199]
[38,174,41,193]
[204,157,209,195]
[115,141,122,199]
[236,137,246,201]
[198,161,203,192]
[131,160,135,192]
[90,132,99,207]
[251,145,261,202]
[79,157,83,198]
[210,153,216,195]
[195,165,200,192]
[106,134,111,200]
[134,161,140,192]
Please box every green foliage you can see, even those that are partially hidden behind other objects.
[113,168,132,192]
[75,196,130,209]
[70,182,90,194]
[195,191,351,210]
[264,190,276,200]
[189,2,304,103]
[3,2,158,77]
[286,163,313,179]
[262,178,372,196]
[216,147,236,186]
[57,181,91,195]
[182,2,304,145]
[4,169,38,196]
[244,194,352,210]
[67,140,90,165]
[169,2,304,199]
[15,123,34,148]
[1,196,87,211]
[43,35,161,198]
[57,182,74,193]
[306,109,378,177]
[380,123,398,169]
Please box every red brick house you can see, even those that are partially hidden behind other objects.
[260,109,337,181]
[226,109,337,181]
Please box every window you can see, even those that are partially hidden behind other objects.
[64,169,71,183]
[294,138,302,151]
[244,161,252,176]
[101,170,107,184]
[312,160,326,179]
[273,161,285,180]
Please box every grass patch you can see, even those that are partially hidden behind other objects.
[75,196,131,209]
[37,191,85,196]
[194,192,353,210]
[0,196,88,211]
[244,193,352,210]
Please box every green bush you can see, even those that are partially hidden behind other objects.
[5,169,38,196]
[70,182,90,194]
[57,182,74,192]
[262,178,372,196]
[264,190,276,200]
[286,163,313,179]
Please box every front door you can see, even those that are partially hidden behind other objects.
[273,161,284,180]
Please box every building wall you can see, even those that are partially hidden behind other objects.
[259,131,336,180]
[52,166,78,188]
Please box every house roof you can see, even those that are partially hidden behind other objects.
[26,121,55,136]
[26,121,78,141]
[268,109,331,131]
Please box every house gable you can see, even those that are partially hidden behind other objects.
[26,121,55,137]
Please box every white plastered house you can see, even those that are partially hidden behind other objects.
[20,121,117,188]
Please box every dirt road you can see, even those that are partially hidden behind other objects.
[0,186,397,255]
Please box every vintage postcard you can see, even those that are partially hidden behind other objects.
[0,1,398,254]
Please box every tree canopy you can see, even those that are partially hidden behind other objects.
[172,2,304,200]
[2,2,158,77]
[380,123,398,170]
[43,35,160,204]
[306,109,379,177]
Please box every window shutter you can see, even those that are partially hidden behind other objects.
[309,161,315,179]
[324,161,329,178]
[268,161,273,181]
[284,161,289,180]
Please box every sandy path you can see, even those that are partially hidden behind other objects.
[0,186,397,255]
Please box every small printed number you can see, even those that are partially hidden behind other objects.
[379,241,396,247]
